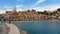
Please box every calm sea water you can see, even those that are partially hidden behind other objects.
[12,21,60,34]
[0,21,59,34]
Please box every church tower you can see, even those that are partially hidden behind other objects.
[13,6,17,13]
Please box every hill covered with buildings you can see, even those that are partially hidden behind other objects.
[0,7,60,21]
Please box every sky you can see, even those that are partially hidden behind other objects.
[0,0,60,14]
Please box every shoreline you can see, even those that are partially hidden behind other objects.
[11,20,60,22]
[0,20,60,22]
[1,20,60,22]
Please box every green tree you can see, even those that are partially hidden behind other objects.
[44,10,48,15]
[57,8,60,11]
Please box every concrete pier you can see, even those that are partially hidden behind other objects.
[6,23,20,34]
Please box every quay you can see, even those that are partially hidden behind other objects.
[0,21,28,34]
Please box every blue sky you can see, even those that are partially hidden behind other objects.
[0,0,60,14]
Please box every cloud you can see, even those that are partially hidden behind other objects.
[29,4,60,12]
[3,5,13,11]
[15,5,23,11]
[15,5,22,8]
[29,0,46,9]
[0,5,23,14]
[4,5,12,9]
[0,10,5,14]
[3,5,23,11]
[0,5,13,14]
[36,0,46,4]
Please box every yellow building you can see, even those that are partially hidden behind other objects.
[50,15,57,20]
[6,11,13,15]
[37,14,47,21]
[1,14,9,20]
[18,12,26,21]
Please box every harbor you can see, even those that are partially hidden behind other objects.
[0,0,60,34]
[0,21,28,34]
[13,21,60,34]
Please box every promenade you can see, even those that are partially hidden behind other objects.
[6,23,20,34]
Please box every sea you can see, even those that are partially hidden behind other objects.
[0,21,60,34]
[12,21,60,34]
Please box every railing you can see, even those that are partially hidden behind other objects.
[0,21,9,34]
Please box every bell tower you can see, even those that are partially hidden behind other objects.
[13,6,17,13]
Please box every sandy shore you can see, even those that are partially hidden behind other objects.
[6,23,20,34]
